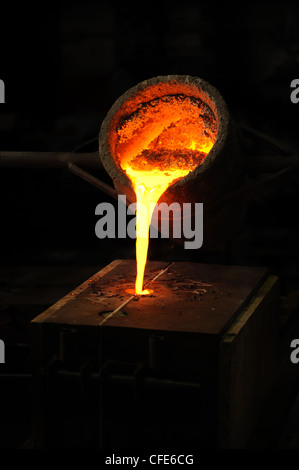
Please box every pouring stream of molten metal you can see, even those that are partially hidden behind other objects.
[116,95,217,295]
[124,166,191,294]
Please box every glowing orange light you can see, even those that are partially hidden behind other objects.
[116,94,217,295]
[124,166,190,295]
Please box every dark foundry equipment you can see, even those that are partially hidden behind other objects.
[31,260,279,449]
[99,75,242,205]
[99,75,243,250]
[0,75,296,251]
[1,74,295,449]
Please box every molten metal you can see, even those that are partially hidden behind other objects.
[115,94,217,295]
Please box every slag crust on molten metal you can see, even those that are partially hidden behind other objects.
[128,148,207,173]
[115,94,217,170]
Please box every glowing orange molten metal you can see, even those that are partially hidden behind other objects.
[115,94,217,295]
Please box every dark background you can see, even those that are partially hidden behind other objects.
[1,0,299,449]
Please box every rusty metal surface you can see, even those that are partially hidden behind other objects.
[104,261,269,335]
[36,260,169,326]
[36,260,269,336]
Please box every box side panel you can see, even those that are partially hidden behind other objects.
[218,275,280,448]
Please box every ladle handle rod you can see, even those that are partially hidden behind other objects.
[245,154,299,173]
[67,162,119,202]
[0,151,102,170]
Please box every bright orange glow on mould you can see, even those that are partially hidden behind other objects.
[115,94,217,295]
